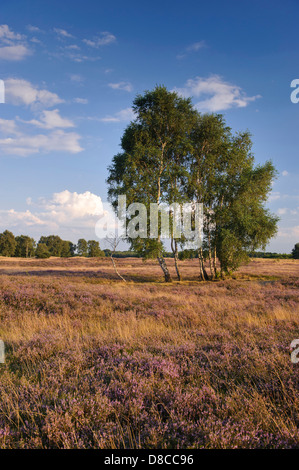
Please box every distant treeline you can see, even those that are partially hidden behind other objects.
[249,251,293,259]
[0,230,298,260]
[0,231,107,259]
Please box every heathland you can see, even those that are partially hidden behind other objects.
[0,256,298,448]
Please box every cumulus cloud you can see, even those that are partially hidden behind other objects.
[0,191,104,231]
[282,170,289,176]
[174,75,261,112]
[0,80,82,156]
[0,118,19,135]
[0,24,31,60]
[0,190,121,241]
[0,209,46,230]
[0,24,24,42]
[0,130,83,156]
[83,32,116,47]
[0,44,31,60]
[100,107,135,123]
[41,190,104,222]
[108,82,133,92]
[5,78,64,108]
[22,109,75,129]
[277,225,299,239]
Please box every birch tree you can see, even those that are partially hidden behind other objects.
[107,86,195,282]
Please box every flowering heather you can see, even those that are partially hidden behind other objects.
[0,257,298,448]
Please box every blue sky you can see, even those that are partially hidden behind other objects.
[0,0,298,252]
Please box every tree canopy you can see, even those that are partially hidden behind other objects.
[292,243,299,259]
[0,230,17,257]
[107,85,279,281]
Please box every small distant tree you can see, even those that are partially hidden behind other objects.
[39,235,64,257]
[61,241,76,257]
[292,243,299,259]
[77,238,88,257]
[35,243,51,259]
[0,230,16,257]
[15,235,36,258]
[87,240,104,257]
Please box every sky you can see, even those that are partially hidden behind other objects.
[0,0,298,252]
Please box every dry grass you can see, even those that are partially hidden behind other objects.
[0,257,298,448]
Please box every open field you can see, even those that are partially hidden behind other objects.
[0,256,298,448]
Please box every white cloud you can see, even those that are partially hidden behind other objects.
[54,28,74,38]
[5,78,64,108]
[0,190,121,241]
[26,25,43,33]
[0,24,24,42]
[0,209,46,227]
[0,190,112,237]
[177,40,206,59]
[30,37,42,44]
[0,44,31,60]
[277,225,299,239]
[100,107,135,123]
[42,190,103,222]
[22,109,75,129]
[0,130,83,156]
[50,48,101,63]
[174,75,261,112]
[268,191,281,202]
[0,80,81,156]
[277,208,288,215]
[70,74,84,83]
[74,97,88,104]
[68,53,101,63]
[108,81,133,92]
[186,41,206,52]
[0,24,31,61]
[83,32,116,48]
[282,170,289,176]
[0,118,19,135]
[65,44,80,50]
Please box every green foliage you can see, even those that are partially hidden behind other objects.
[216,229,250,273]
[107,86,279,278]
[189,113,278,275]
[250,252,292,259]
[77,238,88,257]
[39,235,65,257]
[37,236,75,258]
[0,230,16,257]
[15,235,36,258]
[61,241,76,258]
[87,240,104,257]
[107,86,196,256]
[103,249,139,258]
[35,243,51,259]
[178,249,197,260]
[292,243,299,259]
